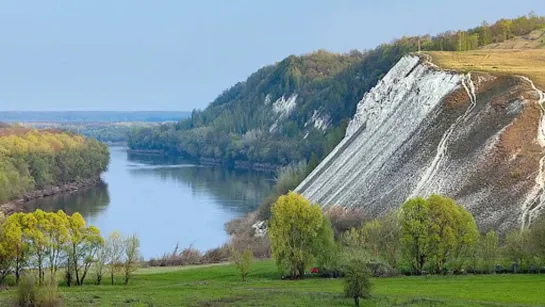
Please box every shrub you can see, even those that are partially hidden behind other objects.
[14,276,38,307]
[180,246,202,265]
[202,244,231,263]
[325,207,366,238]
[36,281,63,307]
[367,261,397,277]
[230,248,253,281]
[231,233,271,259]
[148,244,203,267]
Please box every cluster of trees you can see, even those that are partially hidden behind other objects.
[0,129,109,203]
[421,13,545,51]
[29,122,169,144]
[128,14,544,169]
[0,210,140,287]
[268,193,545,279]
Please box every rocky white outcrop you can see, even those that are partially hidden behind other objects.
[251,221,267,237]
[272,94,297,117]
[269,94,298,132]
[297,55,462,208]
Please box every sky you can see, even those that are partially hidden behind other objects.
[0,0,543,111]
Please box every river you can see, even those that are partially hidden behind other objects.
[24,147,275,259]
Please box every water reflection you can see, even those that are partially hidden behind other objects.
[24,182,110,219]
[26,147,274,257]
[128,163,274,214]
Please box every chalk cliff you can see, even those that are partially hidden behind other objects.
[296,55,545,231]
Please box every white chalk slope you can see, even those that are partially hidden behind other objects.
[296,55,545,230]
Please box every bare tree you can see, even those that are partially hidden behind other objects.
[123,233,140,285]
[106,231,124,285]
[95,245,108,285]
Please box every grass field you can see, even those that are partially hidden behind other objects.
[0,260,543,306]
[427,49,545,91]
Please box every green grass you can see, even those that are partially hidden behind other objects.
[0,260,544,306]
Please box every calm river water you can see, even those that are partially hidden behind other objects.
[24,147,275,258]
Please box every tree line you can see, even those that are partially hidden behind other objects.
[268,192,545,279]
[127,14,545,169]
[0,129,110,203]
[0,210,140,287]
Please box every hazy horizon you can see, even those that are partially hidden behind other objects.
[0,0,543,112]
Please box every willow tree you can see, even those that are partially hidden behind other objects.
[268,192,333,279]
[2,213,28,283]
[123,233,140,285]
[0,212,16,284]
[67,213,103,286]
[23,210,49,285]
[400,195,478,274]
[44,210,69,281]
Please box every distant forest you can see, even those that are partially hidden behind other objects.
[127,14,545,168]
[0,111,191,123]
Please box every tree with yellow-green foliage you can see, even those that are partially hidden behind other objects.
[400,197,431,275]
[504,228,532,273]
[23,210,49,285]
[400,195,478,275]
[479,230,499,273]
[360,212,402,271]
[44,210,69,282]
[2,213,28,284]
[0,210,104,286]
[268,192,334,279]
[67,212,103,286]
[0,212,16,284]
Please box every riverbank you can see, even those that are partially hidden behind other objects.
[0,178,102,215]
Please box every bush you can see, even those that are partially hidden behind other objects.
[36,281,63,307]
[202,244,231,263]
[367,262,397,277]
[14,276,38,307]
[180,246,202,265]
[148,244,203,267]
[325,207,366,238]
[231,233,271,259]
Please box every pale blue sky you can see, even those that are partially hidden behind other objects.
[0,0,542,111]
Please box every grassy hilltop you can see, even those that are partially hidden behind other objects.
[428,49,545,90]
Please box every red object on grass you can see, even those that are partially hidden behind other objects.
[310,267,319,274]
